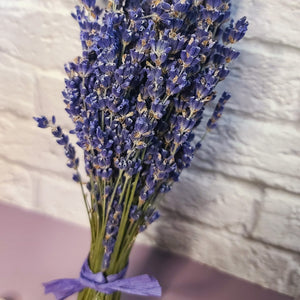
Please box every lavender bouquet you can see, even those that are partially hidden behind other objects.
[34,0,248,299]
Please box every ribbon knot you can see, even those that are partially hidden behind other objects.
[43,258,162,300]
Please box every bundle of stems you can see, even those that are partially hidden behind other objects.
[35,0,247,299]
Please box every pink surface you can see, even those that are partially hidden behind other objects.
[0,203,292,300]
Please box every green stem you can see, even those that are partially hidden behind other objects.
[200,129,208,143]
[108,171,140,274]
[90,173,100,239]
[78,289,121,300]
[77,169,92,226]
[118,176,130,205]
[102,179,107,229]
[105,170,124,225]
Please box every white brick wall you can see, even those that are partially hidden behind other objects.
[0,0,299,297]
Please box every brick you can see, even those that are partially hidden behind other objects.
[0,0,105,11]
[251,189,300,252]
[0,113,76,177]
[160,170,261,235]
[36,0,79,12]
[194,114,300,193]
[0,160,34,209]
[43,0,106,11]
[35,174,89,226]
[0,65,35,118]
[0,9,80,70]
[196,160,300,195]
[231,0,300,48]
[36,74,74,131]
[220,47,300,122]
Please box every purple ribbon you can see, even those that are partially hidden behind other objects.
[43,258,162,299]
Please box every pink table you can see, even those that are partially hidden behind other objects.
[0,203,292,300]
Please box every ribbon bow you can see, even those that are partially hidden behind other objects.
[43,258,162,300]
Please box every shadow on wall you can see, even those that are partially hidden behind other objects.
[144,0,256,256]
[140,0,300,276]
[142,1,300,296]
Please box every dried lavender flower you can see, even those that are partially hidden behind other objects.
[34,0,248,279]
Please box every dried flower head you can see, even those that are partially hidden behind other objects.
[34,0,248,272]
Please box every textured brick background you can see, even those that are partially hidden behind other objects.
[0,0,299,298]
